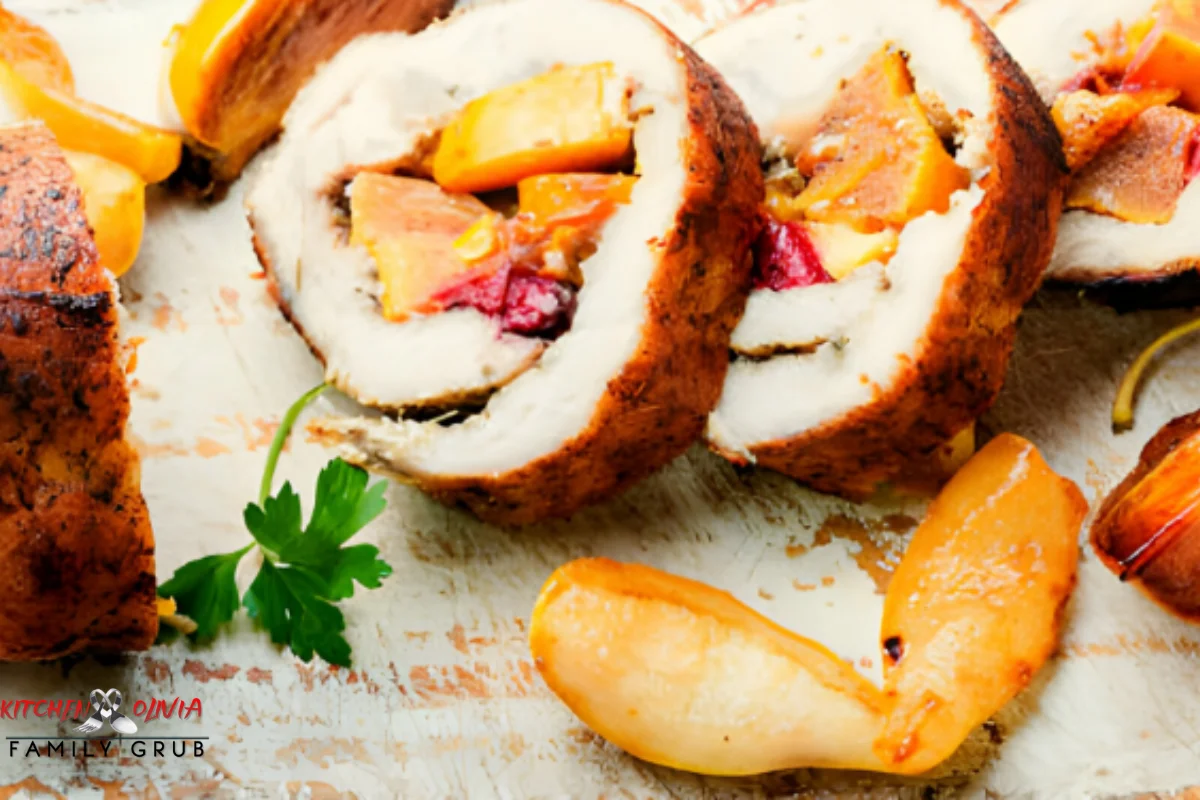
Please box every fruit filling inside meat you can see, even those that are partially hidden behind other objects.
[1056,0,1200,223]
[751,45,968,292]
[347,62,638,338]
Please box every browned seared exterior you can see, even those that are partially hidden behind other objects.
[313,32,764,524]
[718,2,1068,500]
[174,0,454,196]
[0,124,156,659]
[1091,410,1200,622]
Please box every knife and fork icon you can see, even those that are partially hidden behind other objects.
[73,688,138,735]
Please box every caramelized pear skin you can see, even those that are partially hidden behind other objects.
[530,434,1085,776]
[1092,410,1200,621]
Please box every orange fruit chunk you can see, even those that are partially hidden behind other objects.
[516,172,635,227]
[804,221,897,280]
[1052,87,1180,170]
[433,63,633,194]
[348,172,491,322]
[1125,28,1200,111]
[794,46,969,232]
[0,61,181,184]
[1066,104,1200,223]
[0,6,73,92]
[64,150,146,278]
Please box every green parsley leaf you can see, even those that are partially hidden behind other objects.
[157,546,251,641]
[321,543,392,601]
[243,561,351,668]
[302,458,389,552]
[244,481,303,557]
[157,384,392,666]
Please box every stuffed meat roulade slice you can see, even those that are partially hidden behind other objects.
[0,123,156,659]
[247,0,762,523]
[990,0,1200,303]
[699,0,1066,499]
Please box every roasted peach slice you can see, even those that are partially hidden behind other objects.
[348,172,492,322]
[64,150,146,278]
[0,7,180,184]
[1052,88,1180,171]
[432,63,633,194]
[0,61,181,184]
[168,0,453,184]
[529,558,887,776]
[530,434,1085,776]
[794,46,969,232]
[876,433,1085,774]
[1067,104,1200,223]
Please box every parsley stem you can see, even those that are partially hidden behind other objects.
[260,384,329,505]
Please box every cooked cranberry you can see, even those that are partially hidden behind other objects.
[751,217,833,291]
[502,274,576,335]
[431,264,575,338]
[431,264,511,316]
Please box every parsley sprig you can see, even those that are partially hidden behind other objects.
[158,384,392,667]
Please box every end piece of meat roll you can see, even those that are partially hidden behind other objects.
[0,122,156,659]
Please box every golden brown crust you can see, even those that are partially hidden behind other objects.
[311,25,763,524]
[1090,410,1200,621]
[0,124,156,659]
[720,2,1068,500]
[176,0,454,196]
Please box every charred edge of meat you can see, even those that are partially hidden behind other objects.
[0,289,112,327]
[399,392,494,427]
[165,138,228,203]
[1049,270,1200,313]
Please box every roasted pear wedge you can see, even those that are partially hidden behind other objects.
[1093,409,1200,621]
[531,434,1086,776]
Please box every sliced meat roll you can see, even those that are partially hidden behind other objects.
[0,123,156,659]
[699,0,1066,499]
[991,0,1200,301]
[247,0,761,523]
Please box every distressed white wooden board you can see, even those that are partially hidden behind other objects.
[1,0,1199,797]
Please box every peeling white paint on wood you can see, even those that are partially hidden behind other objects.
[0,1,1198,797]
